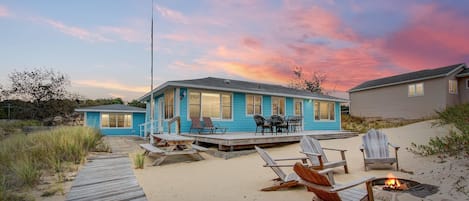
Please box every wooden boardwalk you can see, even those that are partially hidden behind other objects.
[66,155,147,201]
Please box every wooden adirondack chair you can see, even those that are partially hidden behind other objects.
[190,117,203,133]
[300,136,349,173]
[293,162,375,201]
[360,129,400,171]
[254,146,310,191]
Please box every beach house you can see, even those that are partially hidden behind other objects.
[75,104,146,135]
[137,77,347,135]
[349,63,469,119]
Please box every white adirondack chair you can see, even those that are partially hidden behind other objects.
[360,129,400,171]
[300,136,349,173]
[254,146,312,191]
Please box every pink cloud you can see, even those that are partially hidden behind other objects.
[0,5,9,17]
[42,18,112,42]
[241,37,262,49]
[383,3,469,70]
[73,80,148,93]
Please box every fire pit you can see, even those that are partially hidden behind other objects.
[372,173,420,191]
[371,173,439,199]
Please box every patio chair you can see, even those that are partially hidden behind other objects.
[253,115,272,135]
[202,117,227,134]
[270,115,289,134]
[287,116,302,132]
[254,146,310,191]
[293,162,375,201]
[300,136,349,173]
[360,129,400,171]
[190,117,203,134]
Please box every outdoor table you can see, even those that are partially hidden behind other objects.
[140,134,206,166]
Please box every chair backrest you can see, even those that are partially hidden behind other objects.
[293,162,341,201]
[362,129,390,158]
[255,146,287,181]
[270,115,285,126]
[300,136,329,165]
[202,117,214,128]
[190,117,202,129]
[253,115,265,126]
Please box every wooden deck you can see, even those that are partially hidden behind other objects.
[66,155,147,201]
[182,130,357,151]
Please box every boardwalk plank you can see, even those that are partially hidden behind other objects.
[66,155,147,201]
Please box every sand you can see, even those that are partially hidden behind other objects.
[133,120,469,201]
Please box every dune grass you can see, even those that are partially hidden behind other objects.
[0,126,105,200]
[133,153,145,169]
[409,103,469,158]
[341,114,424,133]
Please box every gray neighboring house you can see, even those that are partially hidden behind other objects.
[349,63,469,119]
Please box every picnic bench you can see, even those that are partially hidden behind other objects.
[140,134,208,166]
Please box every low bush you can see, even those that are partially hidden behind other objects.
[341,114,422,133]
[409,104,469,158]
[134,153,145,169]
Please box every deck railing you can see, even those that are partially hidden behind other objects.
[139,119,159,138]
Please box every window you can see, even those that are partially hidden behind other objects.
[449,80,458,94]
[314,101,335,121]
[189,91,232,120]
[101,113,132,128]
[408,83,424,97]
[467,79,469,89]
[271,97,285,116]
[246,95,262,115]
[164,90,174,119]
[294,99,303,116]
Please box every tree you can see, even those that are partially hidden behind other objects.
[7,68,70,102]
[128,99,146,108]
[288,66,326,94]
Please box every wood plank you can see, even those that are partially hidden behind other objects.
[191,144,208,151]
[66,155,147,201]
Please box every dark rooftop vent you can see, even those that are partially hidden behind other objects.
[224,79,231,84]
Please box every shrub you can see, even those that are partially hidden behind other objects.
[409,104,469,158]
[11,157,41,187]
[341,114,422,133]
[134,154,145,169]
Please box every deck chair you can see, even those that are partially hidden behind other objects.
[293,162,375,201]
[300,136,349,173]
[254,146,310,191]
[203,117,227,134]
[360,129,400,171]
[253,115,272,135]
[190,117,203,133]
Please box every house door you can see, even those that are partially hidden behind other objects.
[294,99,304,131]
[158,98,164,133]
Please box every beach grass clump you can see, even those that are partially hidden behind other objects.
[409,104,469,158]
[134,153,145,169]
[341,114,422,133]
[0,120,41,139]
[0,126,105,195]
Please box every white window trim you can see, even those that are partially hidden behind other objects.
[449,80,458,94]
[408,83,424,97]
[293,99,303,116]
[245,94,263,116]
[271,96,286,116]
[100,112,133,129]
[187,89,234,121]
[313,101,336,122]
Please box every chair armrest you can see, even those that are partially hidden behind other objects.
[274,157,309,161]
[330,176,375,192]
[388,142,400,150]
[263,164,295,167]
[300,151,321,157]
[317,168,336,184]
[322,147,347,152]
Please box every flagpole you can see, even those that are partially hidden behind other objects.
[149,0,155,144]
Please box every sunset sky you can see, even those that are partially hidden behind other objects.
[1,0,468,101]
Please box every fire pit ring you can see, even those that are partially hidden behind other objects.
[371,177,439,199]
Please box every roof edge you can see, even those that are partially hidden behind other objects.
[75,109,146,113]
[350,63,466,93]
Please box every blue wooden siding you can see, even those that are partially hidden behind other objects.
[152,87,341,133]
[85,112,145,136]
